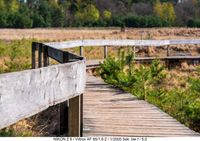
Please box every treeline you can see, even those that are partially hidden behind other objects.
[0,0,200,28]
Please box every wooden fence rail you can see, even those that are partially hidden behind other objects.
[45,39,200,68]
[0,42,86,136]
[44,39,200,49]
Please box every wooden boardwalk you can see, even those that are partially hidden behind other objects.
[83,75,200,137]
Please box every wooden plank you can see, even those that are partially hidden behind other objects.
[44,39,200,49]
[58,49,70,135]
[47,46,64,63]
[0,60,86,130]
[83,75,199,137]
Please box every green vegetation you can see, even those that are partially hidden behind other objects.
[0,39,32,73]
[0,128,32,137]
[0,0,200,28]
[99,50,200,132]
[154,0,176,25]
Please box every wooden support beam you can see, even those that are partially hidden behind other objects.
[80,46,83,56]
[80,94,83,137]
[68,95,81,137]
[38,43,43,68]
[31,42,36,69]
[59,101,69,135]
[167,46,170,56]
[104,46,108,59]
[59,51,69,136]
[47,47,64,63]
[133,46,136,58]
[166,46,170,69]
[43,45,49,67]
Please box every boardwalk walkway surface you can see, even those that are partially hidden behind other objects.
[83,75,200,137]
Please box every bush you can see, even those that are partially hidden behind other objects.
[0,10,8,28]
[187,19,200,27]
[99,49,165,99]
[111,15,171,27]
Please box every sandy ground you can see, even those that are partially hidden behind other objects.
[1,28,200,41]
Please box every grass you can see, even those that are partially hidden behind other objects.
[2,28,200,41]
[99,50,200,133]
[0,128,32,137]
[0,39,33,74]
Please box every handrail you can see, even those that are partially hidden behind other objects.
[44,39,200,49]
[0,42,86,136]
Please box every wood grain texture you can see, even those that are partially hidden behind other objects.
[83,75,200,137]
[45,39,200,49]
[0,60,86,130]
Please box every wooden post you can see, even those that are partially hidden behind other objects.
[167,46,170,56]
[59,51,82,137]
[32,42,36,69]
[38,43,43,68]
[79,46,84,137]
[80,46,83,56]
[59,101,69,135]
[80,94,83,137]
[104,46,108,59]
[43,45,49,67]
[133,46,136,58]
[59,52,69,135]
[166,46,170,69]
[68,95,81,136]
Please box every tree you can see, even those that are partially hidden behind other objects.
[154,0,176,26]
[13,4,32,28]
[6,0,19,13]
[37,0,52,27]
[32,12,46,27]
[51,6,65,27]
[154,0,163,18]
[103,10,112,21]
[162,3,176,24]
[0,0,5,9]
[0,0,7,27]
[75,4,100,26]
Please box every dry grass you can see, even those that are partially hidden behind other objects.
[1,28,200,41]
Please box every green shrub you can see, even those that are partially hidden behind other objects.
[99,50,165,99]
[187,19,200,27]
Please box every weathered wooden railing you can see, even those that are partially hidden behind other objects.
[45,39,200,68]
[0,42,86,136]
[0,39,200,137]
